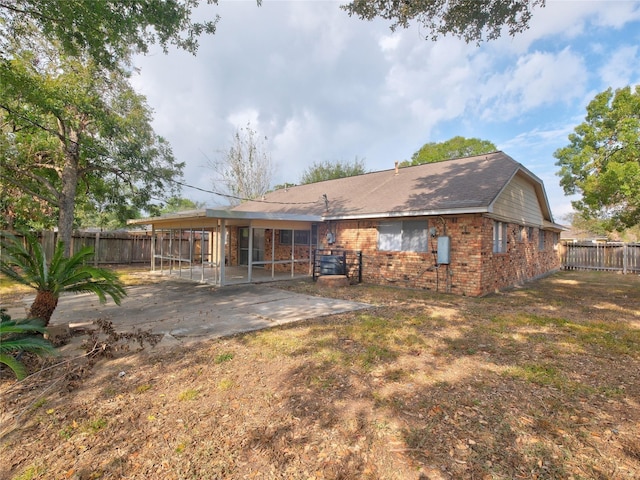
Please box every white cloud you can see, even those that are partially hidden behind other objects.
[126,0,639,217]
[226,108,261,130]
[478,48,587,120]
[495,0,640,53]
[287,1,355,64]
[590,0,640,27]
[499,124,575,153]
[378,34,401,53]
[598,45,640,88]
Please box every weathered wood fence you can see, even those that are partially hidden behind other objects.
[559,241,640,274]
[1,230,155,265]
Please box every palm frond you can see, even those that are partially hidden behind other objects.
[0,317,47,336]
[1,231,127,328]
[1,234,48,287]
[0,354,27,380]
[0,311,56,380]
[0,335,56,355]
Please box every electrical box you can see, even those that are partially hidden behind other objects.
[437,236,451,264]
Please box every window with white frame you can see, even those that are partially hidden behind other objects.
[378,220,428,252]
[538,229,545,250]
[493,221,507,253]
[279,229,310,245]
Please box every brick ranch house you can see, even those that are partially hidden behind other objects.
[129,152,563,296]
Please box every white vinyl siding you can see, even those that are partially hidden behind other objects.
[378,220,428,252]
[492,175,544,225]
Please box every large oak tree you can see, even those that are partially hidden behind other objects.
[0,40,183,254]
[1,0,222,253]
[555,85,640,231]
[406,136,497,166]
[342,0,545,43]
[300,157,367,185]
[0,0,220,68]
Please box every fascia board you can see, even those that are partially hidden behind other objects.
[322,207,489,221]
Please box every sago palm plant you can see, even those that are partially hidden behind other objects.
[0,232,127,326]
[0,308,56,380]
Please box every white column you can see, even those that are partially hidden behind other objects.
[248,225,253,283]
[150,225,156,272]
[219,220,226,286]
[271,229,275,278]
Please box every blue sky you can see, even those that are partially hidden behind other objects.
[131,0,640,221]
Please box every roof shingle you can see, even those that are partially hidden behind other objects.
[232,151,522,219]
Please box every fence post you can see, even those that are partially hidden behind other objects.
[94,231,100,266]
[623,243,628,275]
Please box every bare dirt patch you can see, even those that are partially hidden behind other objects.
[1,270,639,479]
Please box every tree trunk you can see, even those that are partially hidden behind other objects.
[57,126,81,257]
[29,290,59,327]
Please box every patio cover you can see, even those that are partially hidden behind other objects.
[128,209,322,286]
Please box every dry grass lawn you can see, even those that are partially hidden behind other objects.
[1,270,639,479]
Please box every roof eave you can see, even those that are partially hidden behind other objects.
[127,208,322,226]
[323,207,489,221]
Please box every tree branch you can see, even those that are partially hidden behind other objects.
[0,172,59,207]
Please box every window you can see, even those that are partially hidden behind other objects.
[538,229,545,251]
[279,229,310,245]
[378,220,428,252]
[516,226,524,242]
[528,226,534,242]
[493,221,507,253]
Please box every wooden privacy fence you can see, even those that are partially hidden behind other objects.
[1,230,155,265]
[560,241,640,274]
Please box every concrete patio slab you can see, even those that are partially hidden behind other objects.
[7,279,371,346]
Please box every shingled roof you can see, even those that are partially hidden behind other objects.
[232,151,550,221]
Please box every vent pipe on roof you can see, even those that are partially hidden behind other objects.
[394,161,399,175]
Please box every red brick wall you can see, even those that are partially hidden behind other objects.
[320,215,560,296]
[479,218,561,295]
[227,226,239,266]
[265,229,312,274]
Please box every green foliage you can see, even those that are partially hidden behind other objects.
[86,417,108,433]
[407,136,497,166]
[271,182,297,191]
[506,363,565,388]
[0,0,221,68]
[178,388,200,401]
[214,352,234,364]
[0,43,184,247]
[160,197,206,214]
[0,232,127,325]
[342,0,544,44]
[300,157,367,184]
[555,85,640,230]
[0,308,56,380]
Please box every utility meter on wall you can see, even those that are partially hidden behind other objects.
[437,236,451,264]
